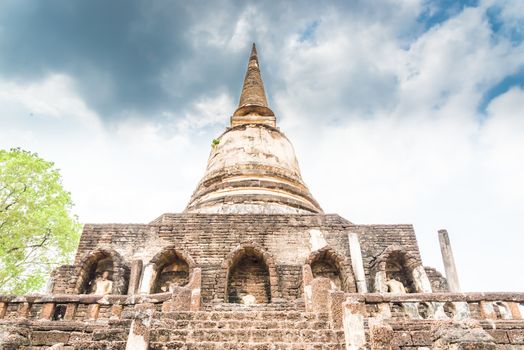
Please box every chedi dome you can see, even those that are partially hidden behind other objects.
[186,44,322,214]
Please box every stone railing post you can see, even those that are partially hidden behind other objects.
[309,277,332,313]
[480,301,498,320]
[18,302,31,319]
[187,268,202,311]
[40,303,55,320]
[0,302,6,319]
[328,291,346,329]
[126,303,155,350]
[368,317,394,349]
[86,304,100,320]
[508,302,523,319]
[64,304,77,321]
[342,298,366,350]
[111,304,124,319]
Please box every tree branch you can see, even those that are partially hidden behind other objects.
[0,184,27,212]
[6,230,50,254]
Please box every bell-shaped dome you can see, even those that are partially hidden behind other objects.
[185,44,322,214]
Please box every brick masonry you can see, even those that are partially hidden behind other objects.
[52,213,432,304]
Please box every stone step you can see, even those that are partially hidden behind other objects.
[205,301,305,312]
[71,341,126,350]
[91,328,128,341]
[149,341,345,350]
[150,328,345,344]
[156,311,329,322]
[151,319,332,330]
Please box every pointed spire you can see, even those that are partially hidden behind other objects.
[232,43,275,125]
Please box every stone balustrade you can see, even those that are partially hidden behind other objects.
[0,291,199,323]
[338,292,524,322]
[0,293,167,322]
[329,292,524,349]
[0,268,202,324]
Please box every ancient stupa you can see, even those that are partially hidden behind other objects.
[0,44,522,350]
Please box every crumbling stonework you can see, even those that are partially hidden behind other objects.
[431,319,496,349]
[1,44,523,349]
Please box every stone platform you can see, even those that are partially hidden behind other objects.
[1,292,523,349]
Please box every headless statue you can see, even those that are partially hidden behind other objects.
[241,294,257,305]
[93,270,113,295]
[386,278,406,294]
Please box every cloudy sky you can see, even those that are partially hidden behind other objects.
[0,0,523,292]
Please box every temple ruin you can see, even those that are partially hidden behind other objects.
[0,43,523,350]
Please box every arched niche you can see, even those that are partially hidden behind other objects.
[372,245,432,293]
[305,246,357,292]
[148,247,195,294]
[385,250,417,293]
[222,243,279,304]
[75,248,129,295]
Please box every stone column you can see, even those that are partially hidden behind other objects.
[438,229,461,292]
[139,264,155,294]
[302,264,314,312]
[127,259,143,295]
[348,232,367,293]
[374,269,388,293]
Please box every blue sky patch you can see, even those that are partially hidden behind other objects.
[478,68,524,115]
[418,0,479,30]
[486,5,524,45]
[299,20,320,43]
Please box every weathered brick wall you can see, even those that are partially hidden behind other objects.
[424,266,449,292]
[57,214,434,301]
[357,225,422,274]
[49,265,75,294]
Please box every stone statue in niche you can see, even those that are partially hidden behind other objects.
[329,280,337,290]
[154,258,189,293]
[93,270,113,295]
[386,278,406,294]
[241,294,257,305]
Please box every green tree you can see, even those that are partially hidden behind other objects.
[0,148,81,294]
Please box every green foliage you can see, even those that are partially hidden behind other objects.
[0,148,81,294]
[211,138,220,148]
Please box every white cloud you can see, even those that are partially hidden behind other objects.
[0,74,101,125]
[276,4,524,291]
[1,1,523,292]
[0,74,220,223]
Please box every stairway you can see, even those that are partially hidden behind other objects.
[148,302,345,350]
[68,319,130,350]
